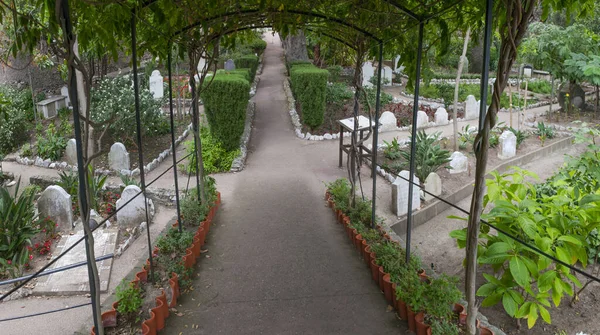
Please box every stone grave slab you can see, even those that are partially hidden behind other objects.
[33,226,118,295]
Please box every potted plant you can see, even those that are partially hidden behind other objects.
[419,274,463,335]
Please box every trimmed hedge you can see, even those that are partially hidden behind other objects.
[290,64,328,130]
[201,74,250,151]
[249,39,267,56]
[286,60,313,75]
[216,69,251,82]
[234,55,259,82]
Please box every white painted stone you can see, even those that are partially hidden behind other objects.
[224,59,236,71]
[434,107,449,126]
[449,151,468,174]
[38,185,73,231]
[49,163,56,169]
[416,111,429,129]
[379,111,397,132]
[116,185,153,227]
[498,130,517,159]
[362,62,375,88]
[391,170,420,216]
[108,142,130,172]
[465,95,479,120]
[149,70,164,99]
[305,132,312,140]
[323,133,333,140]
[424,172,442,202]
[65,139,77,165]
[60,86,70,106]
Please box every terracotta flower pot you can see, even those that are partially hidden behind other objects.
[391,283,399,310]
[142,310,157,335]
[454,303,467,324]
[397,296,408,320]
[132,267,148,287]
[91,309,117,334]
[196,226,206,246]
[363,245,371,266]
[201,219,210,234]
[355,234,364,251]
[415,312,430,335]
[407,306,417,332]
[351,229,359,247]
[370,259,379,283]
[369,251,376,264]
[327,199,334,208]
[377,266,386,291]
[183,248,195,269]
[360,240,368,263]
[383,274,393,304]
[151,290,169,331]
[478,326,495,335]
[417,269,430,283]
[168,272,180,308]
[216,192,221,207]
[336,210,343,224]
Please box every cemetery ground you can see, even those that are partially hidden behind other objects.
[1,34,599,334]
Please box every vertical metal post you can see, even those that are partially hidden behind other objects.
[371,42,383,229]
[190,75,202,200]
[406,22,424,263]
[130,11,154,283]
[60,0,100,332]
[478,0,494,130]
[167,45,183,232]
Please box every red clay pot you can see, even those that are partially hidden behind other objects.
[216,192,221,207]
[397,296,408,320]
[336,210,343,224]
[196,226,206,246]
[407,306,417,332]
[417,269,430,283]
[183,248,195,269]
[168,272,180,308]
[355,234,364,251]
[383,274,393,304]
[454,303,467,324]
[152,290,168,331]
[142,310,157,335]
[132,267,148,287]
[377,267,386,291]
[360,240,368,262]
[351,229,359,247]
[391,283,399,310]
[370,259,379,283]
[479,326,495,335]
[192,236,201,257]
[369,251,376,264]
[90,309,118,334]
[415,312,430,335]
[363,245,371,266]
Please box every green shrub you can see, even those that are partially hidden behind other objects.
[201,74,250,151]
[0,91,30,155]
[115,281,143,317]
[181,128,241,174]
[287,60,313,74]
[0,85,36,121]
[234,55,259,82]
[521,80,552,94]
[397,130,451,182]
[36,123,67,161]
[90,76,169,143]
[217,68,251,82]
[290,65,328,129]
[359,86,393,111]
[248,39,267,55]
[327,65,343,82]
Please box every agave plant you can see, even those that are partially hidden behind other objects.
[399,130,451,182]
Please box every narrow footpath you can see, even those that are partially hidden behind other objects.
[164,35,405,334]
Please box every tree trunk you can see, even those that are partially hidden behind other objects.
[188,50,206,204]
[468,34,483,74]
[282,30,309,63]
[464,2,537,334]
[453,27,471,151]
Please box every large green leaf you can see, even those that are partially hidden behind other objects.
[502,292,518,317]
[509,256,530,287]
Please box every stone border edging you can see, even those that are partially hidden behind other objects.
[389,136,574,235]
[11,123,193,177]
[230,101,256,172]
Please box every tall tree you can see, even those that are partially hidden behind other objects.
[453,27,471,151]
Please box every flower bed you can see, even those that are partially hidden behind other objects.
[325,178,496,335]
[92,185,221,335]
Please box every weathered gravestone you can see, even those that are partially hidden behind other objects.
[60,86,71,106]
[416,111,429,129]
[391,170,420,216]
[65,139,77,166]
[434,107,449,126]
[149,70,164,99]
[465,95,479,120]
[116,185,154,227]
[108,142,130,172]
[362,62,375,87]
[224,59,236,71]
[498,130,517,159]
[449,151,468,174]
[38,185,73,231]
[424,172,442,202]
[379,111,397,132]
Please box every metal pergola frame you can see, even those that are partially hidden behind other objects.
[0,1,494,333]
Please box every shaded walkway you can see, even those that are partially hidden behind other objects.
[164,34,405,334]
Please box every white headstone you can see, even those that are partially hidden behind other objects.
[65,139,77,165]
[38,185,73,231]
[149,70,164,99]
[116,185,153,227]
[379,111,397,132]
[416,111,428,129]
[434,107,449,126]
[382,65,393,85]
[498,130,517,159]
[224,59,236,71]
[391,170,420,216]
[60,86,71,106]
[108,142,130,172]
[465,95,479,120]
[197,57,207,74]
[449,151,468,174]
[362,62,375,88]
[424,172,442,202]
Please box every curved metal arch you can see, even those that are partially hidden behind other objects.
[171,8,382,42]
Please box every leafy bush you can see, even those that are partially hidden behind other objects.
[0,180,38,277]
[36,123,67,161]
[0,85,36,121]
[57,166,106,211]
[115,281,143,317]
[181,128,240,174]
[535,121,555,146]
[217,68,251,82]
[458,124,477,150]
[522,80,552,94]
[248,39,267,55]
[0,95,29,156]
[398,131,451,182]
[90,76,169,144]
[383,137,403,160]
[290,64,328,130]
[286,60,313,74]
[327,65,343,82]
[155,227,194,255]
[325,82,353,115]
[233,55,259,82]
[508,127,529,148]
[202,74,250,151]
[358,86,393,111]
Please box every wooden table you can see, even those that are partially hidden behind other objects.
[338,115,377,169]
